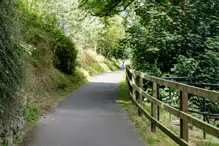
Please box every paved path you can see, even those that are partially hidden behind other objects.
[28,72,145,146]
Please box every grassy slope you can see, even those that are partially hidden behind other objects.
[25,47,120,119]
[119,77,219,146]
[25,49,120,121]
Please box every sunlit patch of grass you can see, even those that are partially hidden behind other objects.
[76,48,120,78]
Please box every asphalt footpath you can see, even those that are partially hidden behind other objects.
[27,71,145,146]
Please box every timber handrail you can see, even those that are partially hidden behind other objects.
[125,66,219,146]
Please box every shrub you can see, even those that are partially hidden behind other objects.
[51,30,78,74]
[171,52,219,83]
[19,3,78,75]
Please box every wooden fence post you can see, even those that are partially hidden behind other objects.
[138,76,143,117]
[132,71,136,100]
[180,91,189,142]
[203,98,206,139]
[169,88,172,121]
[157,84,160,121]
[125,69,132,99]
[151,83,157,132]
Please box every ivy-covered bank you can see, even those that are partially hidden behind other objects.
[0,1,25,145]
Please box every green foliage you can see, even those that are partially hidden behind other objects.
[19,1,78,74]
[1,140,8,146]
[52,30,78,74]
[0,0,25,139]
[30,0,126,59]
[85,0,219,131]
[125,0,219,116]
[172,51,219,83]
[79,0,134,16]
[0,0,123,144]
[24,103,39,124]
[122,0,219,83]
[171,55,199,79]
[96,16,125,58]
[189,96,219,114]
[194,52,219,83]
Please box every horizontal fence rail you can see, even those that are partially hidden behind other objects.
[125,66,219,146]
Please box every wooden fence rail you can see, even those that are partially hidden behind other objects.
[125,66,219,146]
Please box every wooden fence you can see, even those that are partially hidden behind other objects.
[125,66,219,146]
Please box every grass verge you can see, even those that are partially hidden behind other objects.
[119,77,177,146]
[119,77,219,146]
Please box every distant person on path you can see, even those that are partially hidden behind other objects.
[121,60,125,71]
